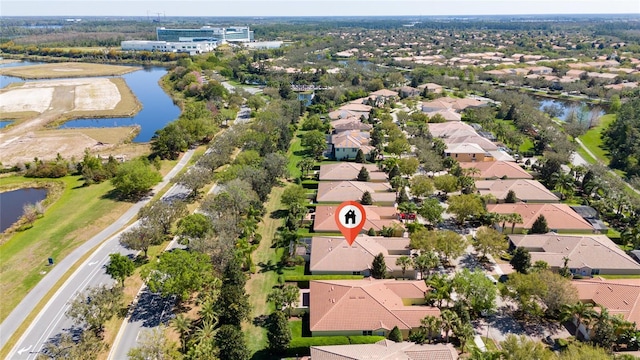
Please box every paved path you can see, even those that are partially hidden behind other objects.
[574,138,640,195]
[1,149,194,357]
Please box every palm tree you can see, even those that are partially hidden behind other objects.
[420,315,442,343]
[469,348,502,360]
[440,309,459,343]
[427,274,453,308]
[198,298,218,327]
[171,313,192,353]
[554,172,576,199]
[454,322,475,353]
[413,251,439,279]
[395,256,412,279]
[560,301,598,338]
[507,213,523,234]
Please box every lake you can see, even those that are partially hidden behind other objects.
[1,61,180,142]
[0,188,48,232]
[59,67,181,142]
[537,97,605,122]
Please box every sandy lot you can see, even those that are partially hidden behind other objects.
[0,68,143,166]
[0,62,137,79]
[0,87,54,113]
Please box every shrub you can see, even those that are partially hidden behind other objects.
[348,336,385,344]
[286,336,350,356]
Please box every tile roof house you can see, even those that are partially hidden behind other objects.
[509,234,640,276]
[445,143,493,163]
[398,86,421,98]
[459,161,532,179]
[309,279,440,337]
[475,179,559,203]
[329,109,368,120]
[487,203,594,234]
[425,108,462,122]
[428,122,478,138]
[316,181,396,205]
[417,83,444,93]
[370,89,399,98]
[319,163,388,182]
[310,340,458,360]
[327,131,374,161]
[312,205,401,233]
[572,278,640,330]
[443,134,499,152]
[309,235,413,277]
[340,102,373,113]
[330,117,373,133]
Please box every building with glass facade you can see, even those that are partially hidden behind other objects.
[156,26,253,43]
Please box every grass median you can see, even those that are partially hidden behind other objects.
[0,175,131,323]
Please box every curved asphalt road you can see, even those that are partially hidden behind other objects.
[2,149,194,359]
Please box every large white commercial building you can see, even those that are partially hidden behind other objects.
[156,26,253,43]
[121,40,217,54]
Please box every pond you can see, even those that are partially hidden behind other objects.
[0,120,13,129]
[0,188,48,232]
[537,97,605,122]
[1,61,180,143]
[58,67,181,142]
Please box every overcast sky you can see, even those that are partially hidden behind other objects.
[2,0,639,17]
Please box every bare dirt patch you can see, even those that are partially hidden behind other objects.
[0,62,137,79]
[0,72,143,166]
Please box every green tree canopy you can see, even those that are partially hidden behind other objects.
[530,215,550,234]
[267,311,291,354]
[143,249,214,302]
[105,253,135,287]
[447,194,485,225]
[371,253,387,279]
[111,158,162,199]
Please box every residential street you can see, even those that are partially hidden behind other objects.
[3,149,195,359]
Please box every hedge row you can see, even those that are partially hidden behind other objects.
[286,335,385,356]
[284,274,365,288]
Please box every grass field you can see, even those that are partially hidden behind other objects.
[287,131,308,179]
[244,186,287,357]
[0,62,138,79]
[578,114,616,165]
[0,175,130,323]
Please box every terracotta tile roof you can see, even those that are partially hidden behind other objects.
[340,103,373,113]
[329,109,369,120]
[445,143,487,154]
[459,161,532,179]
[331,117,373,132]
[428,122,478,138]
[313,205,401,232]
[370,89,399,97]
[573,278,640,328]
[329,131,371,148]
[475,179,559,202]
[509,234,640,273]
[310,279,439,333]
[316,181,396,204]
[486,203,594,232]
[310,341,458,360]
[309,235,410,273]
[425,109,462,122]
[319,163,388,182]
[444,134,498,151]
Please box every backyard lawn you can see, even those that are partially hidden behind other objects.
[578,114,616,165]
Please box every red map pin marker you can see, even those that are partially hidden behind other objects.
[334,201,367,246]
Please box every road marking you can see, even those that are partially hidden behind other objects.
[17,346,32,355]
[88,261,99,266]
